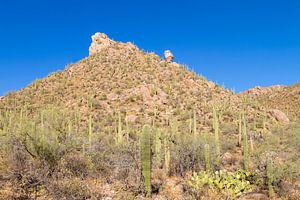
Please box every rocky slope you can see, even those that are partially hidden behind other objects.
[241,83,300,121]
[0,33,266,135]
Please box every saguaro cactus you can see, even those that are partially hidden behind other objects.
[88,114,93,149]
[242,113,250,170]
[204,144,211,172]
[213,107,221,166]
[141,125,152,197]
[267,159,274,198]
[238,112,242,147]
[164,131,171,175]
[193,109,197,136]
[155,128,162,167]
[116,111,123,145]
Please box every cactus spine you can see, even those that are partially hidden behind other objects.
[141,125,152,197]
[213,107,221,166]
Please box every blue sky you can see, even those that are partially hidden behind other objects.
[0,0,300,96]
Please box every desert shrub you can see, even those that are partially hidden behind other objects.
[50,178,91,200]
[170,134,204,175]
[4,137,48,200]
[90,135,141,194]
[60,152,93,178]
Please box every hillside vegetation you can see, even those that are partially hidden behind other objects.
[0,33,299,199]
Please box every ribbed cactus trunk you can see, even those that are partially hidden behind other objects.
[263,110,267,134]
[238,112,242,147]
[88,114,93,150]
[193,109,197,136]
[267,159,274,198]
[164,131,170,175]
[213,107,221,167]
[204,144,211,172]
[155,128,162,167]
[141,125,151,197]
[242,113,250,171]
[117,111,123,145]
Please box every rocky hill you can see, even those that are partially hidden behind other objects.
[0,33,266,134]
[1,33,299,200]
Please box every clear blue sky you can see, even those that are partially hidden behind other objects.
[0,0,300,96]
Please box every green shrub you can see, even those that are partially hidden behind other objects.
[188,169,254,198]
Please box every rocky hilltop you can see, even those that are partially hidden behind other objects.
[0,32,267,133]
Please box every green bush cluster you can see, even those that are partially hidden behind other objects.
[188,169,254,198]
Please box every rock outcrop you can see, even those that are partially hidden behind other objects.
[240,85,284,97]
[269,109,290,123]
[164,50,174,63]
[89,32,116,55]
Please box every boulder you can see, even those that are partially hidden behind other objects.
[221,152,237,167]
[269,109,289,123]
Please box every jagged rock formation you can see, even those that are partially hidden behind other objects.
[164,50,174,63]
[89,32,116,55]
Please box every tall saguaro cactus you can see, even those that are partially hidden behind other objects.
[141,125,152,197]
[88,114,93,149]
[193,109,197,136]
[155,128,162,167]
[242,113,250,171]
[164,131,171,175]
[204,144,211,172]
[213,107,221,166]
[116,111,123,145]
[238,112,242,147]
[267,159,274,198]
